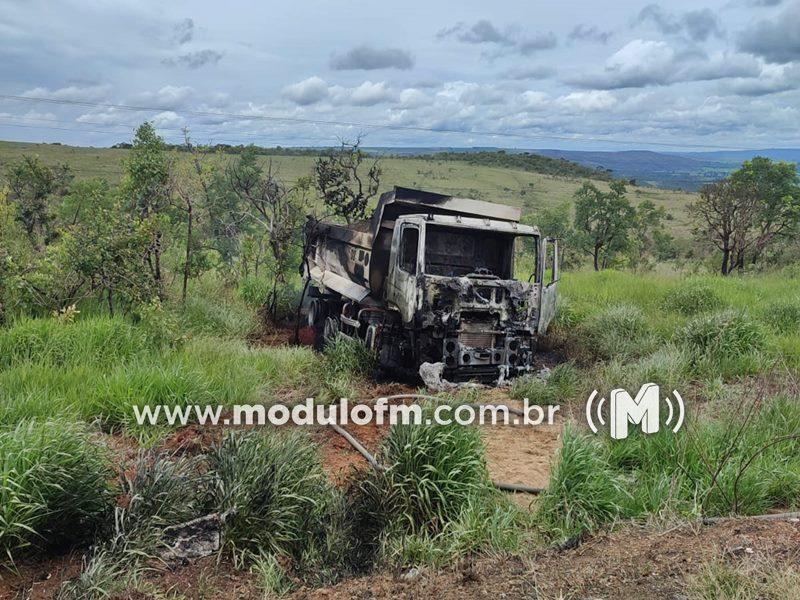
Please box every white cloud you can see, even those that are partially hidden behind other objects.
[22,84,113,102]
[282,76,329,105]
[559,90,618,111]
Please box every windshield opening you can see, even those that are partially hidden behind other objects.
[424,225,514,277]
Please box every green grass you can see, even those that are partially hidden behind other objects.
[348,417,522,569]
[0,316,322,429]
[0,421,115,561]
[207,429,339,567]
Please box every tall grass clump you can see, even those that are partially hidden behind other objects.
[535,424,628,541]
[0,316,152,368]
[510,362,582,404]
[577,304,655,360]
[320,333,376,399]
[207,430,340,571]
[759,298,800,334]
[115,451,206,542]
[350,418,520,568]
[680,309,768,377]
[0,421,115,561]
[661,281,723,316]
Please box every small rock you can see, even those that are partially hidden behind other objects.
[158,512,231,561]
[401,567,422,581]
[535,366,552,381]
[725,546,754,557]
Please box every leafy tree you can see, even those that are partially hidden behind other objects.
[60,201,155,315]
[120,122,172,295]
[5,155,72,249]
[314,139,381,223]
[688,180,759,275]
[572,181,635,270]
[688,158,798,274]
[628,200,677,268]
[729,157,800,266]
[228,147,310,320]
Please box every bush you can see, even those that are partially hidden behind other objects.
[681,310,766,368]
[759,299,800,334]
[207,430,338,565]
[661,282,723,316]
[579,304,654,360]
[535,424,628,541]
[0,421,115,561]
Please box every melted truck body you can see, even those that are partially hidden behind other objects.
[303,187,557,383]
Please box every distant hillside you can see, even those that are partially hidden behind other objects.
[536,148,800,191]
[407,150,612,181]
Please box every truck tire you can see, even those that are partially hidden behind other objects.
[323,316,339,342]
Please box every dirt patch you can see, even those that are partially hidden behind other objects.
[283,518,800,600]
[159,423,223,456]
[482,421,560,490]
[313,421,389,486]
[0,551,83,600]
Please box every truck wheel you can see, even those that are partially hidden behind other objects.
[322,316,339,347]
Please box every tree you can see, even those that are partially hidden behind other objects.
[688,180,759,275]
[628,200,677,268]
[228,147,310,320]
[314,139,381,223]
[5,155,72,249]
[121,123,172,296]
[572,181,635,270]
[729,157,800,266]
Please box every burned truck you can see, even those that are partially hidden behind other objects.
[303,187,558,383]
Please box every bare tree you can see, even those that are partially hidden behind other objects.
[314,138,381,224]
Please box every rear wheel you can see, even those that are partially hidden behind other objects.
[322,316,339,347]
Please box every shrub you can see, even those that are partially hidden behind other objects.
[579,304,654,360]
[0,421,115,561]
[207,430,337,564]
[759,298,800,334]
[661,282,723,316]
[679,310,766,361]
[535,424,628,541]
[510,362,581,404]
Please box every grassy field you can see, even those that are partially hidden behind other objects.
[0,140,698,236]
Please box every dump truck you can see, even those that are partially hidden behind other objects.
[302,187,558,383]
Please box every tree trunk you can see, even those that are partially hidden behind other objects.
[593,247,600,271]
[182,202,193,304]
[107,287,114,317]
[721,247,730,275]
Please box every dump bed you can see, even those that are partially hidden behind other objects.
[306,187,522,303]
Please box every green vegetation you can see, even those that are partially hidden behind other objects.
[0,421,114,561]
[416,150,612,180]
[349,418,523,569]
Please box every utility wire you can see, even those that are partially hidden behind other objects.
[0,93,775,151]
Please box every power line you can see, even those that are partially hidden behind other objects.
[0,93,772,151]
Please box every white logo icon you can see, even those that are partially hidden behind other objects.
[586,383,685,440]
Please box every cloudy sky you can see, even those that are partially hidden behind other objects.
[1,0,799,151]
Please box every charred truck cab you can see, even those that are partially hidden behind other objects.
[303,187,558,383]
